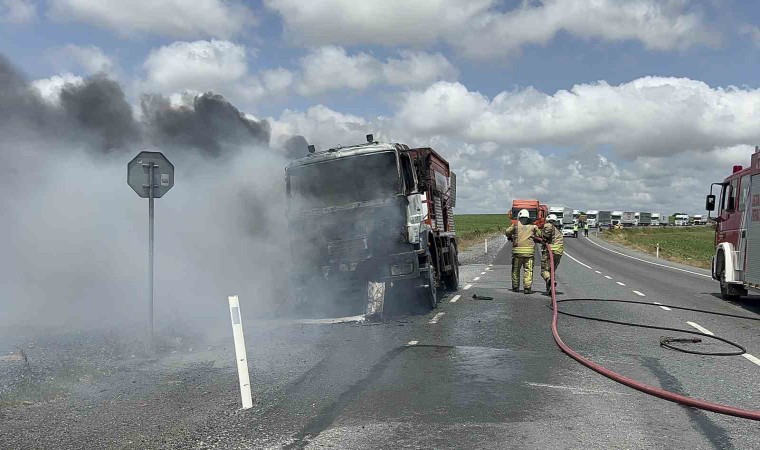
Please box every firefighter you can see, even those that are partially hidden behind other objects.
[506,209,538,294]
[584,222,589,237]
[573,222,579,238]
[541,214,564,293]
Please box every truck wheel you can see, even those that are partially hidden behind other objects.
[442,244,459,290]
[420,252,438,309]
[717,253,740,301]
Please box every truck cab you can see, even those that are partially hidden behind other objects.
[611,211,623,226]
[509,199,546,227]
[586,210,598,228]
[705,147,760,299]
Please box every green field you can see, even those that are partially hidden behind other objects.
[601,226,715,269]
[455,214,509,248]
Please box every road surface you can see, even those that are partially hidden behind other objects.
[2,236,759,449]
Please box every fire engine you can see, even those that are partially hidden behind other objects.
[509,199,548,227]
[706,146,760,299]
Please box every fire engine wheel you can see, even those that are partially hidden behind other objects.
[717,253,740,301]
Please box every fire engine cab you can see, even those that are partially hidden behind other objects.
[706,146,760,299]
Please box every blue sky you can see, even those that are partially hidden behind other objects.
[3,0,760,214]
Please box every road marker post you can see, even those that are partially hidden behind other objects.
[228,295,253,410]
[485,238,488,254]
[656,243,660,259]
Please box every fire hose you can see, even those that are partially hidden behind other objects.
[544,244,760,421]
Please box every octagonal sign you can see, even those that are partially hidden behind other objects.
[128,151,174,198]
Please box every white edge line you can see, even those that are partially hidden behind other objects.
[686,321,714,336]
[563,251,593,270]
[450,294,461,303]
[464,284,473,290]
[407,340,418,346]
[742,353,760,367]
[616,281,626,286]
[473,277,481,281]
[632,290,646,297]
[429,312,445,324]
[584,237,711,278]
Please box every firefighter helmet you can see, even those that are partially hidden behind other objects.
[547,214,558,223]
[517,209,530,219]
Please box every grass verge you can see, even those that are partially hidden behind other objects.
[600,226,714,269]
[455,214,509,248]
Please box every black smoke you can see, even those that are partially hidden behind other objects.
[282,134,310,160]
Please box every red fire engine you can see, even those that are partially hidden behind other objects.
[706,146,760,299]
[509,199,548,227]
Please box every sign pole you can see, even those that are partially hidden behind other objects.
[148,162,155,342]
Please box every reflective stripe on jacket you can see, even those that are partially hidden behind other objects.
[506,223,538,256]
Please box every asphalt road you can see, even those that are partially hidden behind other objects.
[2,236,759,449]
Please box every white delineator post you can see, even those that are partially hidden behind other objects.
[228,295,253,410]
[485,238,488,254]
[656,244,660,259]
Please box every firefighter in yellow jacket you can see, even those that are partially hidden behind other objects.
[541,214,564,293]
[505,209,538,294]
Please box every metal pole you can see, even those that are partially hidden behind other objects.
[148,163,155,342]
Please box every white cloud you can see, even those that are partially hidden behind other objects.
[269,105,368,150]
[55,45,115,75]
[1,0,36,23]
[31,73,84,104]
[297,46,457,95]
[396,78,760,158]
[48,0,254,38]
[266,0,716,60]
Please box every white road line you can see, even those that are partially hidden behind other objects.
[450,295,461,303]
[481,272,487,275]
[653,302,671,311]
[563,252,594,269]
[429,312,445,324]
[687,321,714,336]
[584,237,711,278]
[595,270,602,274]
[464,284,473,290]
[407,340,418,346]
[632,290,646,297]
[473,277,481,281]
[742,353,760,367]
[604,275,613,280]
[616,281,626,286]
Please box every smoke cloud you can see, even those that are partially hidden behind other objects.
[0,54,292,332]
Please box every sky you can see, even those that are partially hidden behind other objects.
[3,0,760,215]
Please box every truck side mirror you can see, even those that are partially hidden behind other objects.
[705,194,716,211]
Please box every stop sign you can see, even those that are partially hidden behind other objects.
[127,151,174,198]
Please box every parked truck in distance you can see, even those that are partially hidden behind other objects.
[597,210,612,228]
[674,214,689,226]
[692,214,707,225]
[651,213,661,226]
[705,147,760,299]
[638,212,652,226]
[549,206,574,225]
[285,135,459,314]
[621,211,636,227]
[611,211,623,226]
[586,210,598,228]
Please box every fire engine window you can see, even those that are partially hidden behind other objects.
[726,179,738,211]
[739,174,750,211]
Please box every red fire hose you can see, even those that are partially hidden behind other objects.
[545,246,760,421]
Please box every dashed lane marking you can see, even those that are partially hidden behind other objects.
[632,290,646,297]
[686,321,714,336]
[653,302,671,311]
[584,237,711,278]
[742,354,760,367]
[595,270,602,274]
[450,295,461,303]
[429,312,445,324]
[616,281,626,286]
[604,275,613,280]
[481,272,487,275]
[407,340,418,346]
[464,284,473,290]
[473,277,481,281]
[563,252,593,269]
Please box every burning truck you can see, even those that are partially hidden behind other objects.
[285,135,459,316]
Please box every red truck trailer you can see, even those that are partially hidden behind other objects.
[286,135,458,312]
[706,146,760,299]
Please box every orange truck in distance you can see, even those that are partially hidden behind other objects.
[509,199,547,227]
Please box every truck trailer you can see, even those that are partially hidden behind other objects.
[597,210,612,228]
[706,147,760,299]
[621,211,637,227]
[285,136,459,313]
[638,212,652,226]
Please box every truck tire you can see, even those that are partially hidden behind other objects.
[419,251,438,309]
[442,243,459,291]
[717,252,740,301]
